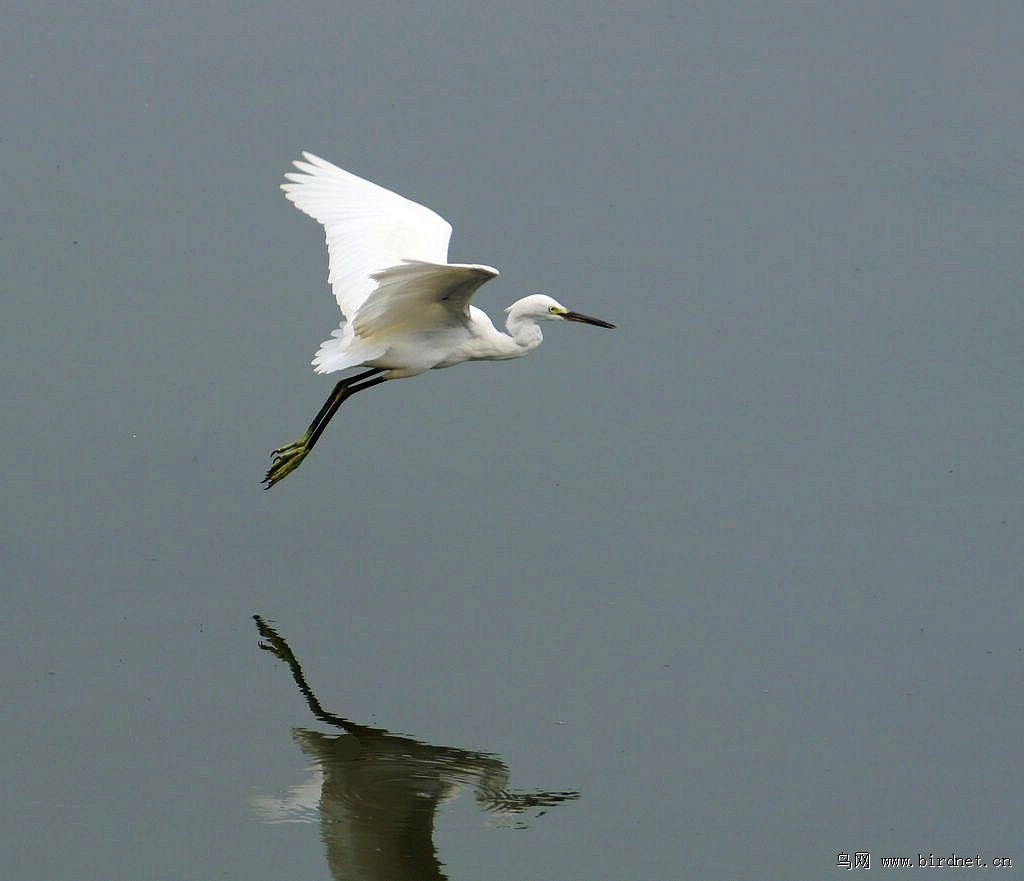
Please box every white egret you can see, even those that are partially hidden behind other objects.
[263,152,615,488]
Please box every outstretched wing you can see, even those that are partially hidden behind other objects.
[281,152,454,320]
[352,261,499,341]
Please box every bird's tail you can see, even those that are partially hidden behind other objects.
[311,322,385,374]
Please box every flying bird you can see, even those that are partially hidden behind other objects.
[263,152,615,488]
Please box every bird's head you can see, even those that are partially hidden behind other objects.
[506,294,616,328]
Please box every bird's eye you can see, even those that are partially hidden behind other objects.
[548,306,557,313]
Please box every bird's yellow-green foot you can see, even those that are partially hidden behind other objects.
[263,435,311,488]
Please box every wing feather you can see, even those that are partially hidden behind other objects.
[281,152,453,320]
[353,261,499,341]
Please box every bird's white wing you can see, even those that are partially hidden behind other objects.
[282,152,454,320]
[353,261,499,341]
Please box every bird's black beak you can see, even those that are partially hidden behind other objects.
[563,311,616,329]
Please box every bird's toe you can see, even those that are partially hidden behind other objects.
[262,443,310,489]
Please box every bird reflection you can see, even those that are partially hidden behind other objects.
[250,615,579,881]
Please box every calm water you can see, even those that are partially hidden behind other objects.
[5,2,1024,879]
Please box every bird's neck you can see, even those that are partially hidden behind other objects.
[504,314,543,354]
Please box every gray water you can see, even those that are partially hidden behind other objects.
[4,2,1024,878]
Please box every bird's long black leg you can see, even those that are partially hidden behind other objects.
[303,368,382,446]
[263,369,386,489]
[305,375,387,451]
